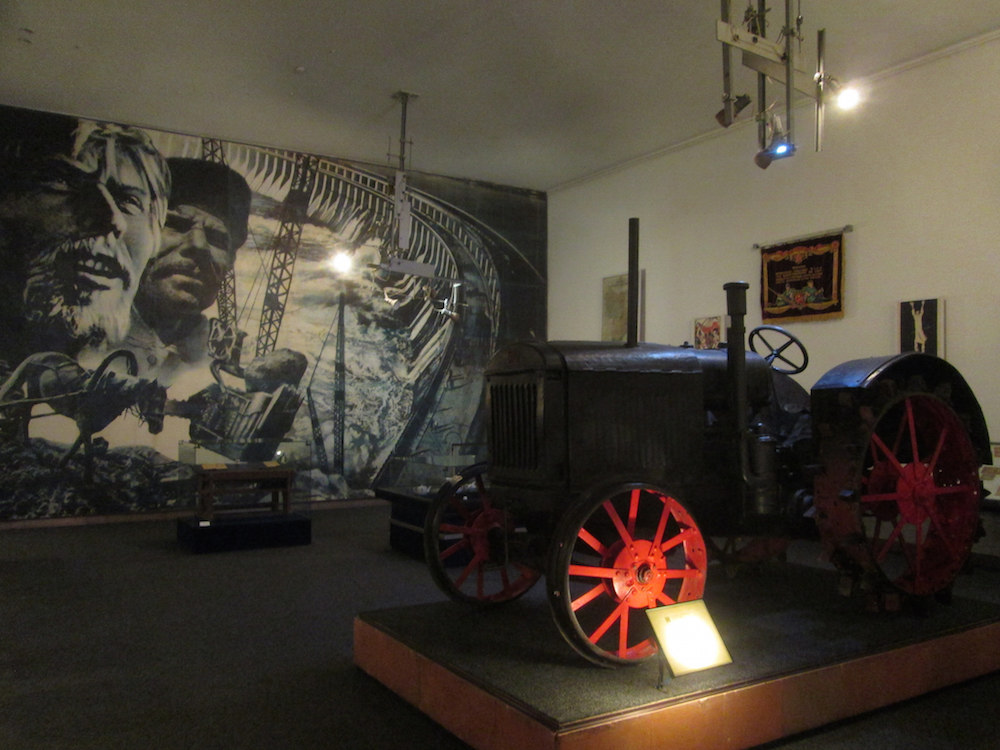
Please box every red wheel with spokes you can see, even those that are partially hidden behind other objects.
[856,395,981,596]
[547,484,708,666]
[817,393,982,598]
[424,463,541,604]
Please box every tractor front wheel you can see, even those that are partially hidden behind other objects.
[546,484,708,666]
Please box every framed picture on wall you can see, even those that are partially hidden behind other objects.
[602,271,645,342]
[694,316,722,349]
[981,444,1000,500]
[899,298,945,357]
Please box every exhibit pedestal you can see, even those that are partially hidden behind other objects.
[353,561,1000,750]
[176,513,311,553]
[377,487,432,560]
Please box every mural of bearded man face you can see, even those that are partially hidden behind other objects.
[0,120,170,355]
[134,157,250,326]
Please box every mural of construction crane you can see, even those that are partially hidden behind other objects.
[156,102,545,492]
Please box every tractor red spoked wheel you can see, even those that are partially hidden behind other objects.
[821,394,981,598]
[547,484,708,666]
[424,463,541,605]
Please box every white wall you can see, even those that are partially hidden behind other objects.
[549,34,1000,439]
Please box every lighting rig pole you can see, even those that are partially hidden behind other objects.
[782,0,796,154]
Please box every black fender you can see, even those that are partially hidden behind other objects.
[811,352,990,465]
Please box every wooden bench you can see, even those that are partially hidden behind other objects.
[195,462,295,521]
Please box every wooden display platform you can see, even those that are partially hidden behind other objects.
[354,561,1000,750]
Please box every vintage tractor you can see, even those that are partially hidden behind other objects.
[421,232,990,668]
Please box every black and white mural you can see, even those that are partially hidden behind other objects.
[0,104,546,520]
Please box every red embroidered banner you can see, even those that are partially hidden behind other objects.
[761,232,844,322]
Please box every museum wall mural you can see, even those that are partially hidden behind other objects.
[0,104,547,521]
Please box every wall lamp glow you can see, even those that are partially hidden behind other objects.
[645,599,732,687]
[328,251,353,274]
[835,85,860,110]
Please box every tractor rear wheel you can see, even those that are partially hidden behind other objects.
[424,463,541,604]
[815,392,981,600]
[546,484,708,666]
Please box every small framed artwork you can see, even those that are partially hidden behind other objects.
[899,298,944,357]
[694,316,722,349]
[602,271,645,342]
[981,444,1000,500]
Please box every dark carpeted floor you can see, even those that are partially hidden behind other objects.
[2,503,1000,749]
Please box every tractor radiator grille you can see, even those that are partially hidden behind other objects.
[488,380,540,471]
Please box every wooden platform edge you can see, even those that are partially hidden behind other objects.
[354,615,1000,750]
[353,616,554,750]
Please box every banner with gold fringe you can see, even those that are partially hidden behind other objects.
[760,232,844,322]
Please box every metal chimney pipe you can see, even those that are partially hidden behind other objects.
[626,218,640,347]
[724,281,751,484]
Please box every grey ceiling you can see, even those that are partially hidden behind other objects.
[2,1,999,191]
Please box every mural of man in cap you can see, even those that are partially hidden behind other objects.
[0,106,170,371]
[125,157,252,382]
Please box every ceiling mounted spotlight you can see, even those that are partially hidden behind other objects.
[753,136,795,169]
[715,93,752,127]
[753,111,795,169]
